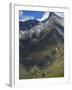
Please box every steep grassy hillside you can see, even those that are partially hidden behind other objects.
[19,34,64,79]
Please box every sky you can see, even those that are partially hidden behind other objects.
[19,10,64,22]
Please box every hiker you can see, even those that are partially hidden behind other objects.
[43,73,45,78]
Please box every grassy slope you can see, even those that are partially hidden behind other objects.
[19,28,64,79]
[19,39,64,79]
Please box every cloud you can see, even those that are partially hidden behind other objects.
[20,16,34,22]
[19,11,34,22]
[37,12,50,21]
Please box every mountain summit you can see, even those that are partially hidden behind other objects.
[19,12,64,43]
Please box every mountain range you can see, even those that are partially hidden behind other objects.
[19,12,64,44]
[19,12,64,78]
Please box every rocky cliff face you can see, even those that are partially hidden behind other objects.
[19,12,64,43]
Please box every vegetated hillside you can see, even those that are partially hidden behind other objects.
[19,12,64,79]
